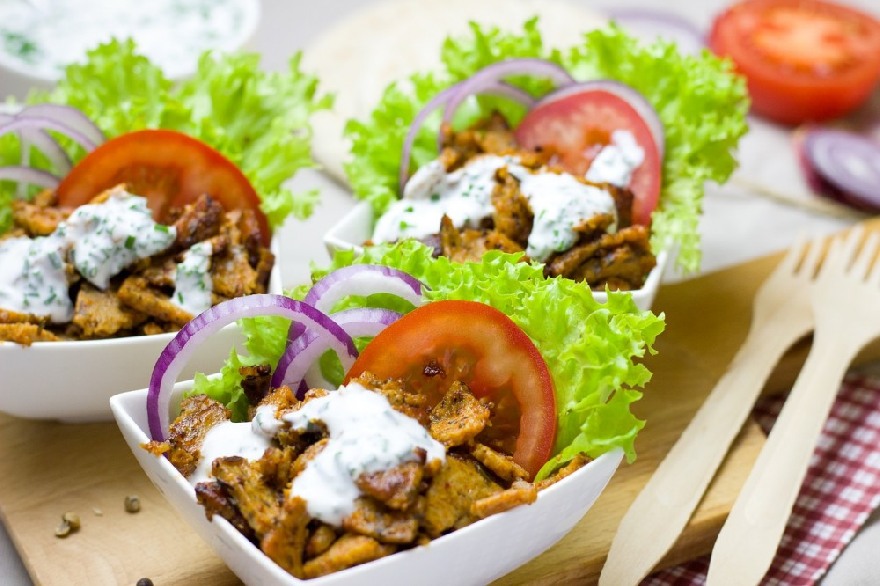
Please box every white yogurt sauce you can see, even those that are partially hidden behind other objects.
[585,130,646,188]
[286,383,445,525]
[60,188,176,290]
[171,241,212,316]
[374,153,618,262]
[520,174,617,261]
[189,416,274,486]
[0,234,71,321]
[0,0,253,79]
[185,383,446,526]
[0,187,176,321]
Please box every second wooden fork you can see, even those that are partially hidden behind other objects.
[707,227,880,585]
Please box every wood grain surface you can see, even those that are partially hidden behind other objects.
[3,234,879,586]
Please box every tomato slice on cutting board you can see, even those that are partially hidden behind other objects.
[709,0,880,125]
[344,300,557,479]
[56,129,271,245]
[514,86,662,227]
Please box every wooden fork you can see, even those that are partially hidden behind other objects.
[599,237,821,586]
[707,227,880,585]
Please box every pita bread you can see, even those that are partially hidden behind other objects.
[302,0,606,182]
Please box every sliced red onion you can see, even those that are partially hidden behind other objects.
[793,128,838,199]
[285,264,425,366]
[16,103,105,147]
[534,79,665,159]
[0,111,73,179]
[332,307,402,338]
[800,129,880,211]
[605,7,706,56]
[274,307,402,396]
[0,115,100,152]
[0,166,60,189]
[146,294,357,441]
[304,264,426,314]
[271,329,347,396]
[25,130,72,173]
[441,59,574,131]
[399,83,463,194]
[398,80,537,194]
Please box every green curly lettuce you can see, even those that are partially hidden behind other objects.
[344,19,749,272]
[0,38,333,232]
[195,240,665,479]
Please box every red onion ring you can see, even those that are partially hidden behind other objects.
[21,128,73,173]
[15,104,105,147]
[0,115,101,152]
[398,80,537,194]
[276,307,402,397]
[289,263,426,341]
[801,129,880,211]
[535,79,665,159]
[398,83,463,194]
[0,111,74,189]
[440,59,573,130]
[304,264,426,313]
[146,294,357,441]
[0,166,61,189]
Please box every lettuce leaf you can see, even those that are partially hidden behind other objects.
[196,240,665,479]
[344,19,749,272]
[0,39,333,233]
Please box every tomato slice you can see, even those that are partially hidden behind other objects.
[709,0,880,124]
[514,87,662,227]
[344,300,557,479]
[56,129,270,245]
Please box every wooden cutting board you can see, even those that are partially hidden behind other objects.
[3,232,879,585]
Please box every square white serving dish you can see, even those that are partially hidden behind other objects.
[324,201,667,311]
[0,240,282,423]
[111,380,623,586]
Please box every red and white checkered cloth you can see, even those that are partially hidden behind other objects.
[642,374,880,586]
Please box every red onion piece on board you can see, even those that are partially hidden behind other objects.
[800,129,880,211]
[146,294,357,441]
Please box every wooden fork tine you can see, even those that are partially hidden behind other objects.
[853,232,880,280]
[779,236,808,274]
[797,234,824,277]
[838,227,865,269]
[821,232,852,276]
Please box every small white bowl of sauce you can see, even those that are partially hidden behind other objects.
[0,0,260,98]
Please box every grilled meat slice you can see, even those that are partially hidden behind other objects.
[429,381,491,448]
[159,394,230,478]
[302,534,395,579]
[72,282,147,338]
[342,498,419,544]
[421,455,501,537]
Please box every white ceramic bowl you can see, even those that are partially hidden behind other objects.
[324,201,668,311]
[0,240,282,423]
[111,380,623,586]
[0,0,261,100]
